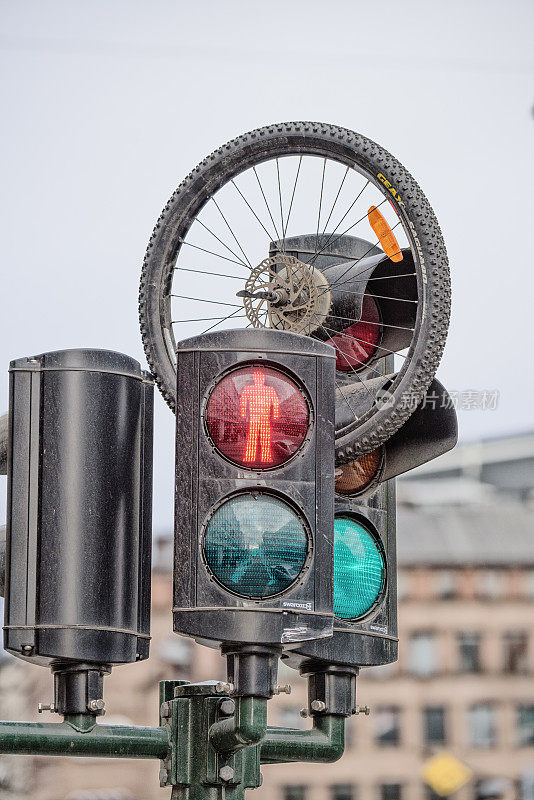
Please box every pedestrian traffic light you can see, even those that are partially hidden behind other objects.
[4,349,153,715]
[270,232,417,376]
[173,328,335,696]
[267,229,457,717]
[283,374,457,715]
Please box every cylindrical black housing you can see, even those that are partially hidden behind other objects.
[4,349,153,666]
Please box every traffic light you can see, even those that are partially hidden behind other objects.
[282,376,457,715]
[173,328,335,696]
[274,235,457,717]
[270,232,416,377]
[4,349,153,714]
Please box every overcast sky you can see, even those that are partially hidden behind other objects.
[1,0,533,531]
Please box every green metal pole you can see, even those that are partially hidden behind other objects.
[0,719,170,759]
[260,714,345,764]
[209,697,267,756]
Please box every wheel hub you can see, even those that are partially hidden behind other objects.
[240,254,331,335]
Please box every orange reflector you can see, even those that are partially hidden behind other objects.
[368,206,403,262]
[335,447,383,495]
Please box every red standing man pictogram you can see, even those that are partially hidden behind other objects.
[239,369,280,463]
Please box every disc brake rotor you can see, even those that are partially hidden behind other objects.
[241,254,331,335]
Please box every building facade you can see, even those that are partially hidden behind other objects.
[1,435,534,800]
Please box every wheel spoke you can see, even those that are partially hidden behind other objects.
[317,323,378,399]
[367,272,416,282]
[321,166,349,235]
[321,324,409,359]
[172,315,247,323]
[325,220,403,291]
[309,180,371,266]
[177,239,249,269]
[231,179,276,241]
[170,294,242,308]
[336,379,360,422]
[326,312,414,333]
[210,197,253,268]
[201,306,247,335]
[330,288,417,304]
[314,197,387,271]
[253,166,281,241]
[314,158,327,259]
[194,218,249,269]
[276,158,285,253]
[283,155,302,239]
[175,266,244,281]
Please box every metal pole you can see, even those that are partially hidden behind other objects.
[209,697,267,756]
[0,719,170,759]
[260,715,345,764]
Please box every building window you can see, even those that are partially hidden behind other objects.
[330,784,355,800]
[475,778,513,798]
[469,703,496,747]
[477,570,505,599]
[525,570,534,600]
[409,632,438,676]
[437,570,456,600]
[458,631,481,673]
[503,631,528,674]
[283,787,307,800]
[517,705,534,746]
[380,784,402,800]
[423,706,446,746]
[375,706,401,746]
[397,570,409,601]
[521,772,534,800]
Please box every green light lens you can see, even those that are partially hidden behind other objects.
[333,516,385,620]
[203,493,309,599]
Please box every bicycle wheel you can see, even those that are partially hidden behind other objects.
[139,122,450,456]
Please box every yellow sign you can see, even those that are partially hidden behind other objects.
[422,752,473,797]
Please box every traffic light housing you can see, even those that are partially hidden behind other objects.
[283,376,457,715]
[4,349,153,713]
[270,233,416,373]
[274,235,457,716]
[173,329,335,693]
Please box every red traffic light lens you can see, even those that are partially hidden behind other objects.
[335,447,383,495]
[205,365,310,469]
[327,293,381,371]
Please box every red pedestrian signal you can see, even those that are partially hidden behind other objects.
[240,369,280,464]
[205,364,310,470]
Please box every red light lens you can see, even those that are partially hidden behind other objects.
[205,365,310,469]
[327,293,380,371]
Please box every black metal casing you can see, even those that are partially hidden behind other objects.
[4,349,153,666]
[284,376,458,677]
[283,480,397,673]
[173,329,336,649]
[283,349,398,679]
